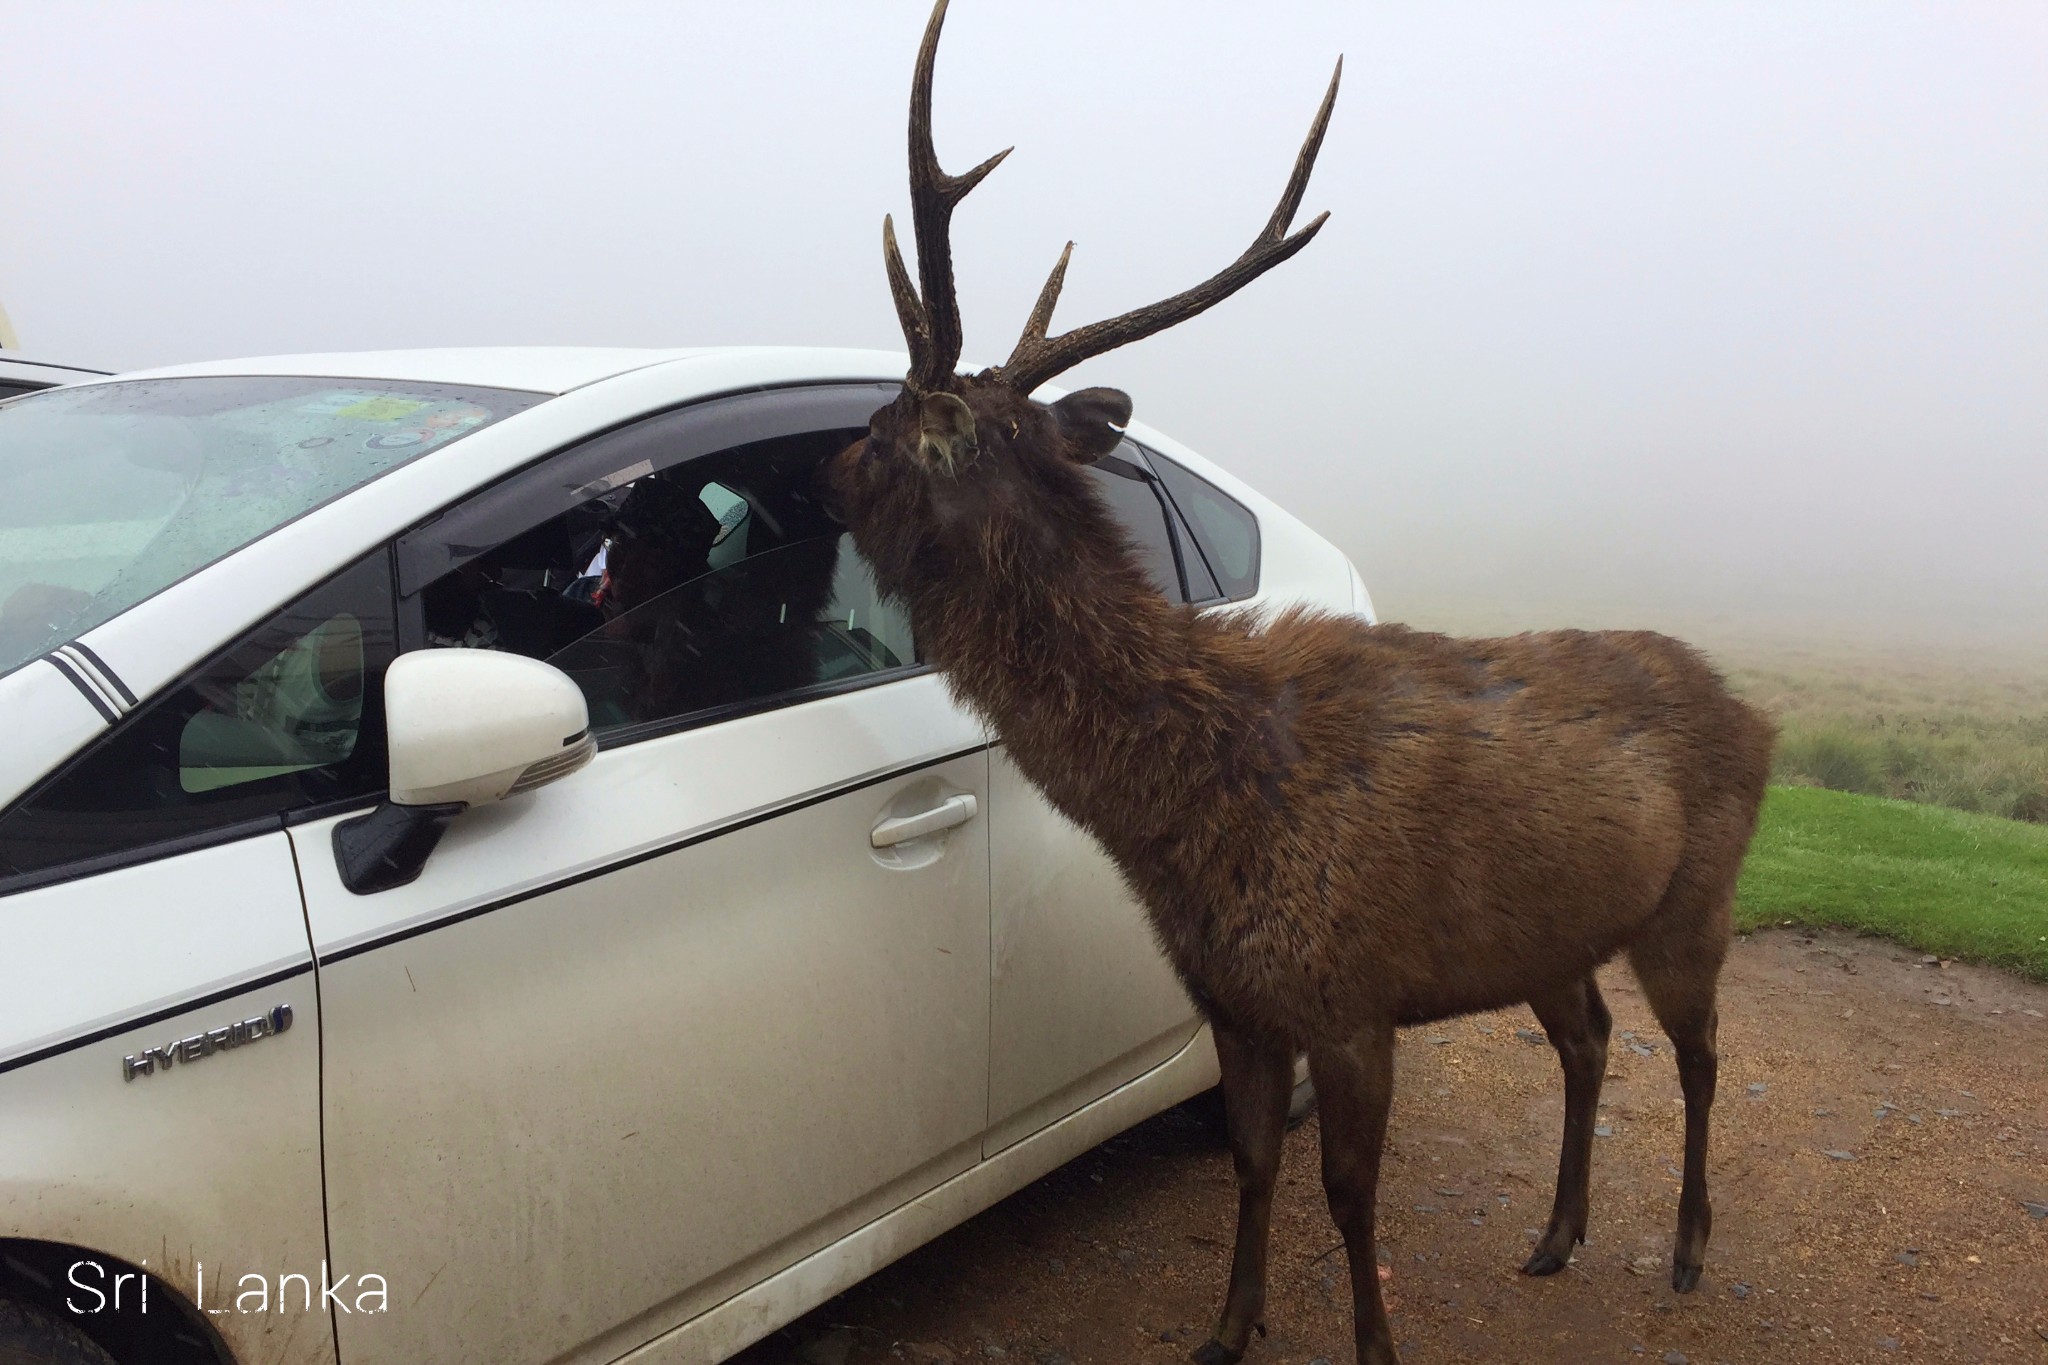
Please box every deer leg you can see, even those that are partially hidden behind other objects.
[1193,1026,1295,1365]
[1521,974,1612,1276]
[1630,914,1728,1294]
[1307,1023,1400,1365]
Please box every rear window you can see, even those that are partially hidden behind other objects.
[1146,449,1261,601]
[0,376,542,680]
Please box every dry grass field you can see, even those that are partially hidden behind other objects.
[1720,641,2048,824]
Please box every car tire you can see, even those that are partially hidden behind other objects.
[0,1297,119,1365]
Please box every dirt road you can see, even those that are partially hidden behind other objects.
[734,929,2048,1365]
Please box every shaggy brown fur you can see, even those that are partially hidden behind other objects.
[831,7,1775,1363]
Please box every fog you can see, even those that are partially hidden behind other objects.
[5,3,2043,653]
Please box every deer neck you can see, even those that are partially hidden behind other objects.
[904,525,1258,856]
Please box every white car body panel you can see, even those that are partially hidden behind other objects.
[620,1025,1221,1365]
[296,684,990,1365]
[984,748,1199,1153]
[0,835,329,1365]
[0,347,1360,1365]
[0,835,308,1069]
[0,662,115,812]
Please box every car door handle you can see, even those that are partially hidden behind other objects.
[870,793,979,848]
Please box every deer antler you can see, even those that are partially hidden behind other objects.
[990,57,1342,396]
[884,0,1011,392]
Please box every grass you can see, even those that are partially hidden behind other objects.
[1735,785,2048,981]
[1722,648,2048,824]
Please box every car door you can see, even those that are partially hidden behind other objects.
[982,445,1221,1151]
[290,387,993,1365]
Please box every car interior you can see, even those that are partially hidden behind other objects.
[418,427,915,733]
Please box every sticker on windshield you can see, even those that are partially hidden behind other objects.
[333,396,428,422]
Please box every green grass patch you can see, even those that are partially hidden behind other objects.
[1736,785,2048,981]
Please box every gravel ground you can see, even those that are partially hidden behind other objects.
[732,929,2048,1365]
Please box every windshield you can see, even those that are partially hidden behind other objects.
[0,376,543,680]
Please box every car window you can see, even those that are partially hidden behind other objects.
[405,387,920,743]
[548,534,909,734]
[0,552,395,890]
[0,381,43,402]
[1086,452,1189,602]
[1145,448,1262,601]
[0,376,541,684]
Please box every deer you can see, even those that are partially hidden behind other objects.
[825,5,1776,1363]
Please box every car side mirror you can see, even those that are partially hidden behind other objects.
[334,651,596,894]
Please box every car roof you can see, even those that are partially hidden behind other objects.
[104,346,808,396]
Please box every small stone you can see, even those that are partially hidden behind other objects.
[1663,1351,1690,1365]
[907,1344,957,1365]
[1630,1042,1655,1057]
[1033,1351,1072,1365]
[1920,955,1939,964]
[1156,1332,1175,1345]
[1747,1082,1767,1095]
[1045,1257,1064,1275]
[1115,1248,1137,1267]
[1824,1149,1857,1161]
[1414,1204,1440,1214]
[1627,1255,1662,1276]
[1515,1027,1547,1046]
[2022,1201,2048,1219]
[1476,1025,1495,1036]
[1812,1107,1835,1117]
[2023,1009,2044,1019]
[1907,1114,1923,1125]
[1896,1250,1920,1267]
[1595,1124,1614,1137]
[1878,1337,1900,1351]
[1434,1188,1465,1197]
[1730,1282,1752,1300]
[1430,1035,1452,1045]
[1470,1216,1484,1225]
[1937,1108,1962,1118]
[1931,995,1954,1006]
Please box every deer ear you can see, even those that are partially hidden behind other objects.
[918,392,979,471]
[1050,387,1133,462]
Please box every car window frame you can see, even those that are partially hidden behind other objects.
[394,382,929,752]
[1129,443,1261,603]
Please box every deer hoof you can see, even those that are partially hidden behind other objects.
[1520,1249,1570,1277]
[1191,1339,1244,1365]
[1671,1261,1703,1293]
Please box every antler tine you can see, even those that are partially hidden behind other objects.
[1013,241,1075,353]
[992,56,1342,396]
[883,215,932,369]
[898,0,1012,390]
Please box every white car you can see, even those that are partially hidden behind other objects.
[0,347,1371,1365]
